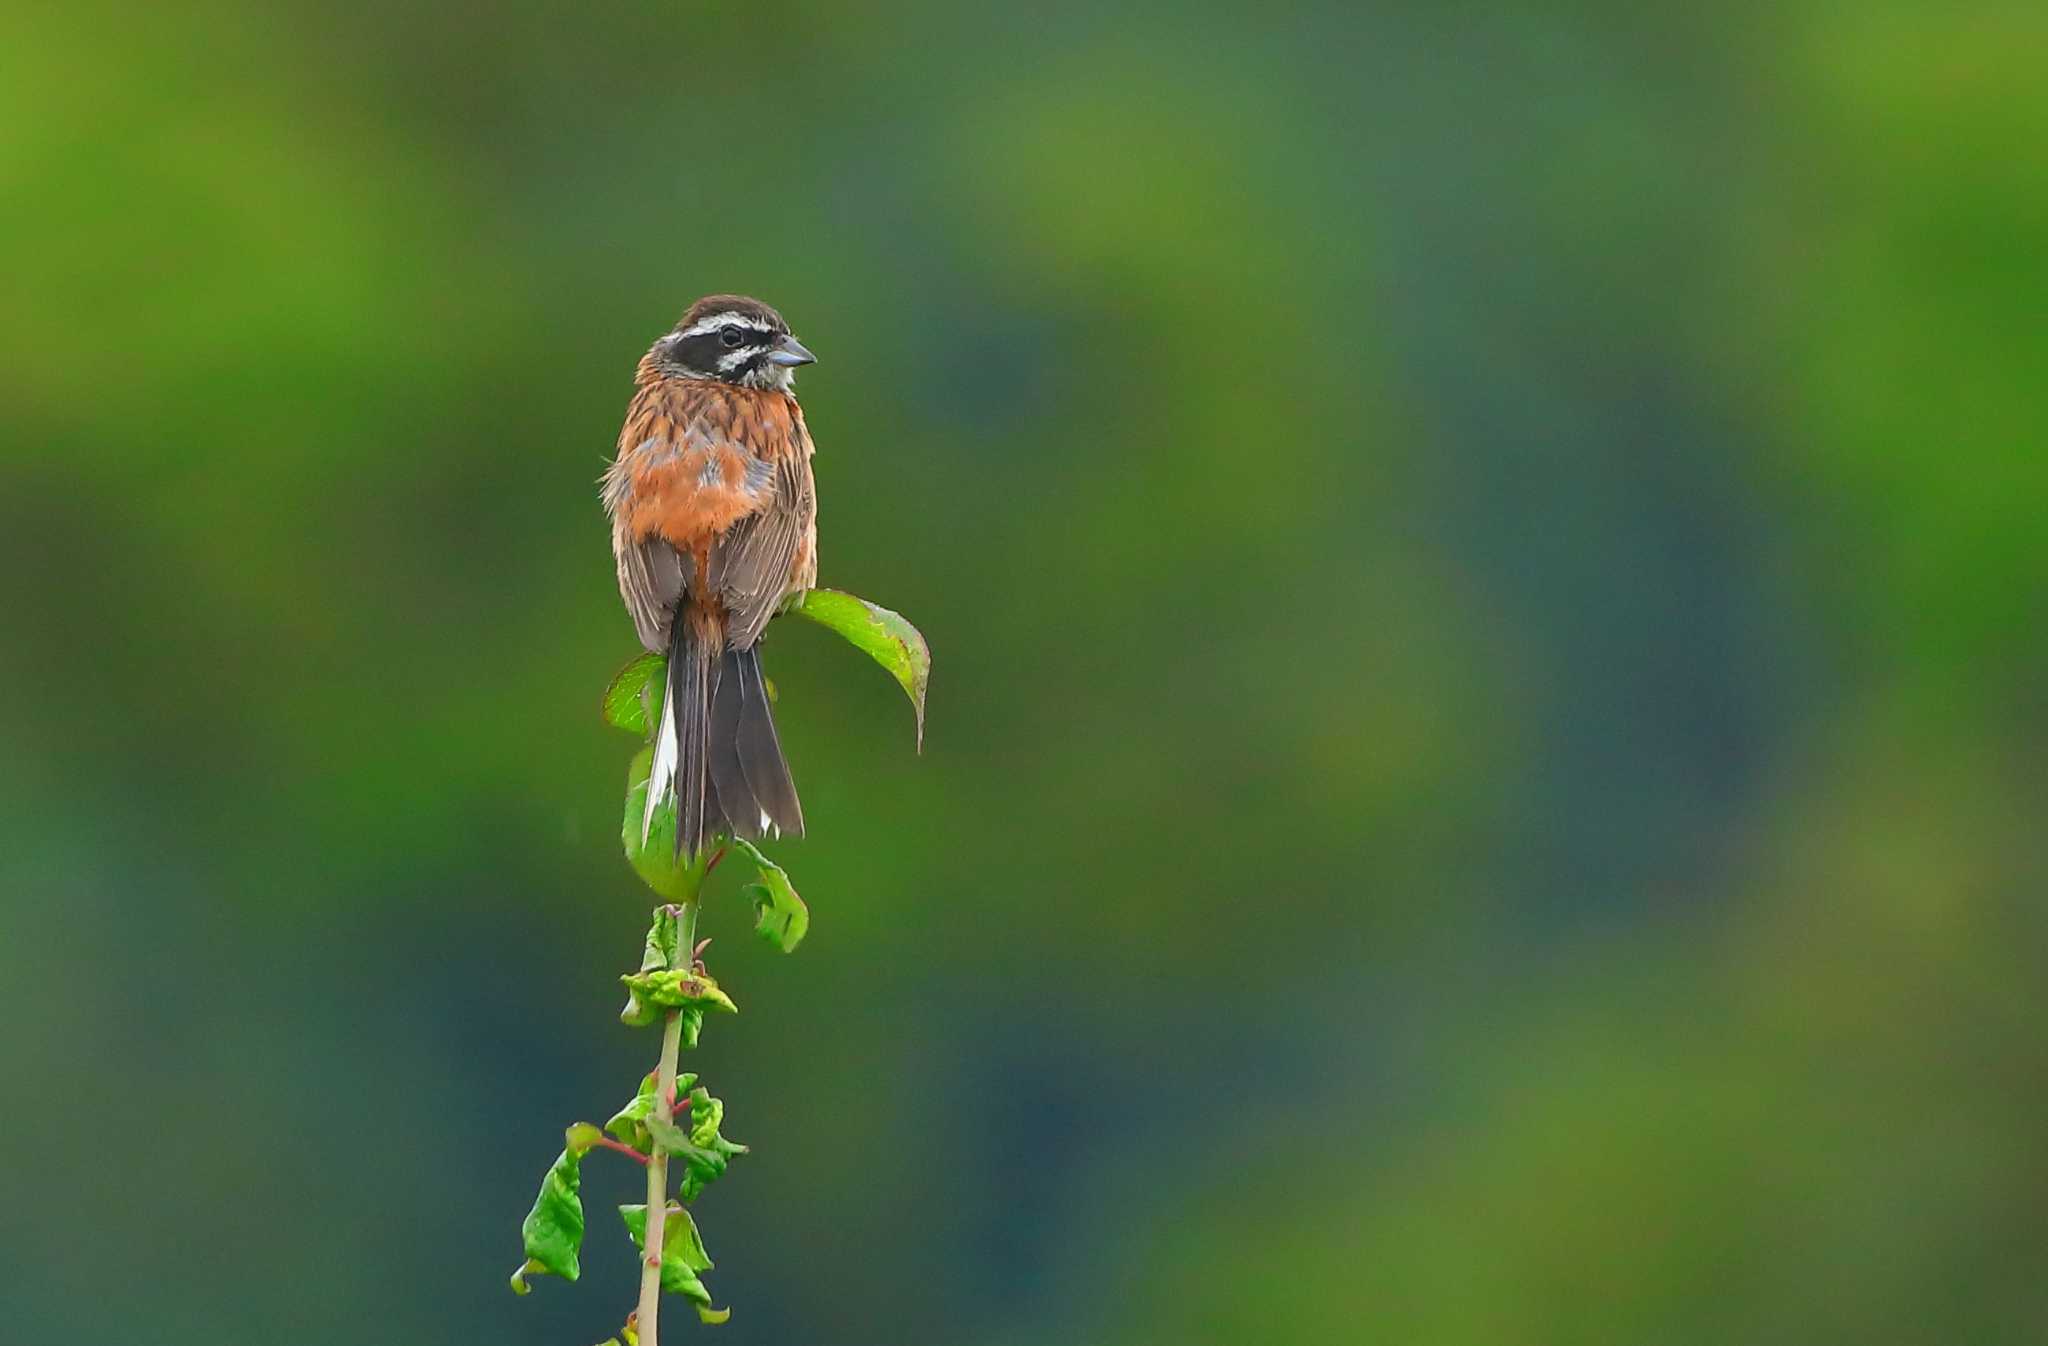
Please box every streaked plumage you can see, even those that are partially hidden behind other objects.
[602,295,819,857]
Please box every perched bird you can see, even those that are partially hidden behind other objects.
[601,295,819,857]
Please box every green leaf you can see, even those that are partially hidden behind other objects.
[680,1087,749,1202]
[619,967,738,1016]
[621,748,714,902]
[620,1201,713,1274]
[622,906,690,1026]
[728,837,808,953]
[641,1114,694,1155]
[685,1087,726,1150]
[606,1078,655,1152]
[639,905,681,974]
[638,1090,748,1202]
[792,588,930,749]
[605,1071,697,1154]
[509,1139,590,1293]
[622,1203,728,1318]
[679,1132,746,1202]
[603,652,667,736]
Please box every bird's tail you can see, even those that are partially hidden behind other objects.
[643,614,804,858]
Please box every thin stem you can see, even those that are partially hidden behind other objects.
[635,899,698,1346]
[589,1134,650,1166]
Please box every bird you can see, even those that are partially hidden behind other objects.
[601,294,819,858]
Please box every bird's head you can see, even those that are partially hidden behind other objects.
[655,294,816,391]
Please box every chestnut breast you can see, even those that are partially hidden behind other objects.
[615,381,808,552]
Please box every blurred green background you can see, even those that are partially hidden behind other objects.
[4,2,2045,1342]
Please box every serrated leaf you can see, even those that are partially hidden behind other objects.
[603,652,667,736]
[792,588,930,749]
[729,837,808,952]
[510,1143,588,1292]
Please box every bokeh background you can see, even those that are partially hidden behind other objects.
[5,2,2045,1342]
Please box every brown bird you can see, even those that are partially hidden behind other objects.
[601,295,819,857]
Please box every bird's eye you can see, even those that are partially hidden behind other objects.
[720,328,746,348]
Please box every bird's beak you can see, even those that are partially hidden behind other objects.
[767,334,817,367]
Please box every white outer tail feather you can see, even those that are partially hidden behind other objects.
[642,676,679,846]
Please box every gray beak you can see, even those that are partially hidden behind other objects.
[766,334,817,367]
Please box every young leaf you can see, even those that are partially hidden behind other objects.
[603,652,667,736]
[620,1201,713,1273]
[509,1135,593,1293]
[639,905,682,975]
[621,1204,727,1320]
[619,968,738,1016]
[605,1070,698,1154]
[679,1087,749,1202]
[791,589,930,749]
[728,837,808,953]
[641,1114,695,1155]
[621,905,689,1026]
[678,1132,746,1202]
[685,1087,725,1150]
[638,1092,748,1202]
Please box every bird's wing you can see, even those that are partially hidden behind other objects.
[711,447,814,648]
[614,529,685,652]
[712,436,815,647]
[603,431,689,652]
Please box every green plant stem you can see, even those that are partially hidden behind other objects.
[636,899,697,1346]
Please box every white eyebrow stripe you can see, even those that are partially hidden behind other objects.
[678,312,761,338]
